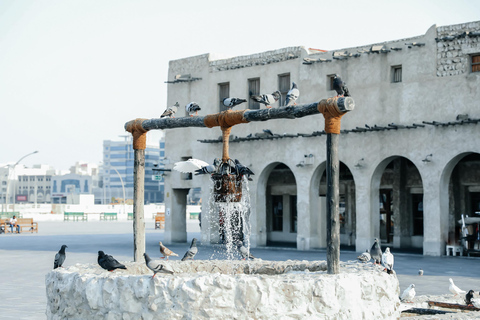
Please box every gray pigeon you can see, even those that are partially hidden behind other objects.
[54,244,68,269]
[250,91,281,108]
[332,75,351,97]
[185,102,201,116]
[161,102,179,118]
[223,98,247,109]
[181,238,198,261]
[195,165,216,175]
[98,251,127,271]
[285,82,299,106]
[234,159,254,181]
[263,129,274,136]
[357,249,371,263]
[370,238,382,264]
[144,253,174,278]
[237,241,256,260]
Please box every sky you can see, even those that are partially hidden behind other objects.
[1,0,479,170]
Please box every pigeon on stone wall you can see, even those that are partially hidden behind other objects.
[159,241,179,260]
[263,129,274,136]
[185,102,201,116]
[466,290,475,305]
[53,244,68,269]
[250,91,281,108]
[144,253,174,278]
[357,249,371,263]
[285,82,299,107]
[332,75,351,97]
[400,284,416,302]
[161,102,179,118]
[97,251,127,271]
[234,159,254,181]
[173,158,210,174]
[237,241,256,260]
[382,247,394,274]
[181,238,198,261]
[370,238,382,264]
[223,98,247,109]
[449,278,466,296]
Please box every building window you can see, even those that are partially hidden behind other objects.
[218,82,230,111]
[472,55,480,73]
[412,194,424,236]
[272,195,283,231]
[327,74,336,91]
[392,65,402,83]
[278,73,290,107]
[290,195,297,233]
[248,78,260,109]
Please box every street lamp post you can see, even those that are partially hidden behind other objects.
[110,166,127,215]
[4,151,39,213]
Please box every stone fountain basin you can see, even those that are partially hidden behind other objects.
[46,260,400,320]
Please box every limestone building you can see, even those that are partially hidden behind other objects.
[162,21,480,256]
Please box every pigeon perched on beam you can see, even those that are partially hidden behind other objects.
[185,102,201,116]
[53,244,68,269]
[159,241,178,260]
[144,253,173,278]
[173,158,210,174]
[97,251,127,271]
[234,159,254,181]
[223,98,247,109]
[285,82,299,107]
[161,102,179,118]
[382,247,394,274]
[332,75,351,97]
[400,284,416,302]
[370,238,382,264]
[181,238,198,261]
[357,249,371,263]
[250,91,281,108]
[195,165,216,175]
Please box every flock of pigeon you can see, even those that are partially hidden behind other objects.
[160,75,350,119]
[358,238,480,306]
[53,239,256,279]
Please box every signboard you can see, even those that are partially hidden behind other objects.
[16,195,28,202]
[152,175,163,181]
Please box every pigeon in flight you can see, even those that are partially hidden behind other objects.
[234,159,254,181]
[161,102,179,118]
[223,98,247,109]
[181,238,198,261]
[400,284,416,302]
[97,251,127,271]
[54,244,68,269]
[466,290,475,305]
[144,253,174,278]
[237,241,256,260]
[250,91,281,108]
[332,75,351,97]
[370,238,382,264]
[173,158,210,174]
[185,102,201,116]
[285,82,299,107]
[357,249,371,263]
[449,278,466,296]
[159,241,178,260]
[382,247,394,274]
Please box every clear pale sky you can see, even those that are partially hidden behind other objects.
[1,0,479,170]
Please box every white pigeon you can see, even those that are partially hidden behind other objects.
[381,247,394,274]
[185,102,201,116]
[161,102,179,118]
[357,249,371,263]
[250,91,281,108]
[173,159,209,174]
[285,82,299,106]
[400,284,416,302]
[449,278,466,296]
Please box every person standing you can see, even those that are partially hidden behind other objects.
[9,215,20,233]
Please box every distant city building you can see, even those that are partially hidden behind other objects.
[12,164,55,205]
[51,173,92,204]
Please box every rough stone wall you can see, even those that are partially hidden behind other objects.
[46,260,400,320]
[436,21,480,77]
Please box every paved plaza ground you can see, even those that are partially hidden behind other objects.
[1,219,480,319]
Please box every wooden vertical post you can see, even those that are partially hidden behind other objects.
[326,133,340,274]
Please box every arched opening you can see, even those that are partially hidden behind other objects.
[265,163,297,247]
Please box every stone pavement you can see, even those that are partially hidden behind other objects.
[1,220,480,319]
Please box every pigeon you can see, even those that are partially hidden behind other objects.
[332,75,351,97]
[237,241,256,260]
[250,91,281,108]
[400,284,416,302]
[144,253,174,278]
[370,238,382,264]
[382,247,394,274]
[357,249,371,263]
[418,269,424,276]
[185,102,201,116]
[159,241,178,260]
[195,165,216,175]
[160,102,179,118]
[466,290,475,305]
[53,244,68,269]
[173,158,210,174]
[97,251,127,271]
[263,129,274,136]
[234,159,254,181]
[181,238,198,261]
[449,278,466,296]
[285,82,299,106]
[223,98,247,109]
